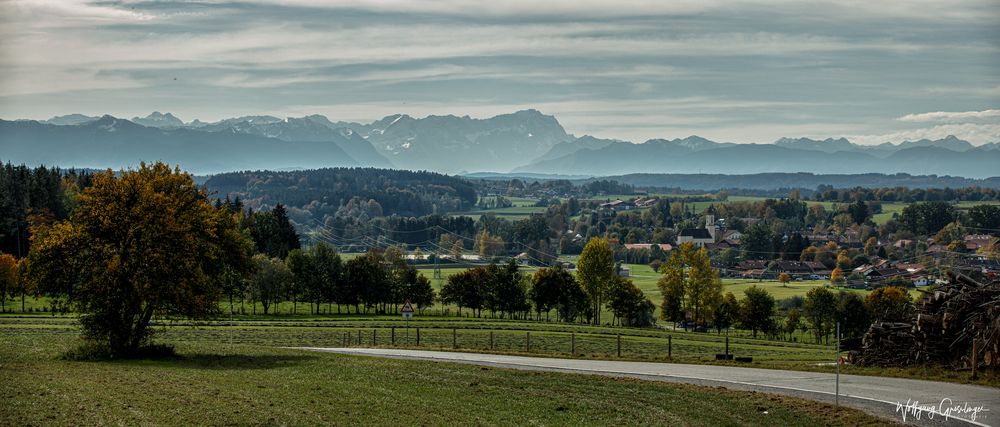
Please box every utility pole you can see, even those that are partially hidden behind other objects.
[433,249,442,279]
[836,322,841,409]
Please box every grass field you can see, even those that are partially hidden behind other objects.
[0,326,892,426]
[451,193,1000,226]
[2,315,994,387]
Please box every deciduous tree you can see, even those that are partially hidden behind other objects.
[739,285,774,338]
[804,286,838,344]
[25,163,252,356]
[778,272,791,287]
[865,286,913,323]
[577,237,615,325]
[248,254,291,315]
[0,253,17,313]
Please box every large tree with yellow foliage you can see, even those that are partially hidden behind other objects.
[658,242,722,328]
[25,162,252,356]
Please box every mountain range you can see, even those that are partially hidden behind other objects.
[4,110,999,178]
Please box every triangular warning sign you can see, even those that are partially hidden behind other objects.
[401,300,415,313]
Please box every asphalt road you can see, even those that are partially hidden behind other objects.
[294,347,997,427]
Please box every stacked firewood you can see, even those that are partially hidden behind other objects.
[851,322,916,366]
[852,271,1000,369]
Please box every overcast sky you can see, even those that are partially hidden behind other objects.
[1,0,998,145]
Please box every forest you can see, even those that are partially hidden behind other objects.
[205,168,479,221]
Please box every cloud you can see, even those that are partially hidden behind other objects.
[848,123,1000,146]
[240,0,999,22]
[1,0,998,145]
[897,109,1000,123]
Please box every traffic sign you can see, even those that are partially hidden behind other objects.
[402,312,413,320]
[401,300,415,313]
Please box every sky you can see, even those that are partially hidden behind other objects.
[0,0,998,145]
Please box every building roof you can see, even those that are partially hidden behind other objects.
[772,261,813,273]
[679,228,713,239]
[802,261,829,271]
[624,243,673,252]
[865,267,907,278]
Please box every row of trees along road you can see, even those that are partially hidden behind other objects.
[439,250,655,326]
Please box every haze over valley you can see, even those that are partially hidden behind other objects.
[3,110,998,178]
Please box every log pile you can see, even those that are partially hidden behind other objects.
[852,271,1000,369]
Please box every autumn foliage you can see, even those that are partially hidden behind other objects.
[25,162,252,356]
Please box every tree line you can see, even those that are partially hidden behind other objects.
[238,245,436,316]
[441,238,655,326]
[0,163,92,256]
[205,167,478,221]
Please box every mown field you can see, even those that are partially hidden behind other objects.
[0,326,891,426]
[2,315,994,387]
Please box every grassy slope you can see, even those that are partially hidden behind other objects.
[0,327,891,426]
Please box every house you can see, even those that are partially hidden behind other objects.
[722,229,743,243]
[677,228,714,247]
[741,269,770,279]
[862,267,908,282]
[895,263,926,275]
[955,258,1000,275]
[634,197,659,208]
[853,264,875,275]
[557,261,576,270]
[735,260,770,278]
[911,275,932,287]
[736,260,769,271]
[925,244,949,259]
[771,261,814,277]
[965,234,994,251]
[617,265,632,277]
[624,243,673,252]
[703,241,733,251]
[802,261,831,276]
[599,200,636,211]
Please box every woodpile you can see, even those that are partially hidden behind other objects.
[851,271,1000,369]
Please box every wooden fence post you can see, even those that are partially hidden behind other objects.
[526,332,531,352]
[617,334,621,357]
[372,329,376,346]
[571,333,575,355]
[489,331,494,350]
[453,328,457,349]
[391,327,395,346]
[416,328,421,346]
[668,335,672,359]
[972,340,979,381]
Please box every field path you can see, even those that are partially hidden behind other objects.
[294,347,996,426]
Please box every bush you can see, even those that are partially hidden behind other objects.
[60,340,176,361]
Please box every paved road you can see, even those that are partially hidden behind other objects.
[294,347,997,426]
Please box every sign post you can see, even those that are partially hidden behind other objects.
[401,300,415,344]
